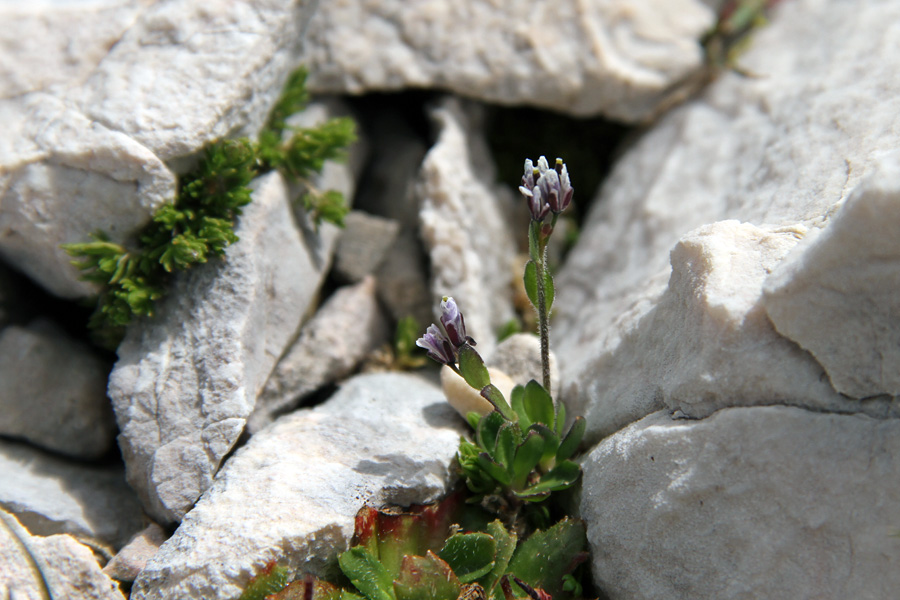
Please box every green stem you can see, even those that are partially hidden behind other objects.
[531,221,552,396]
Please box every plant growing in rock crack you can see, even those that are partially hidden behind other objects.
[416,157,584,526]
[62,67,356,346]
[703,0,784,75]
[239,493,589,600]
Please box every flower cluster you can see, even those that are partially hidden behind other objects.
[415,297,475,365]
[518,157,574,222]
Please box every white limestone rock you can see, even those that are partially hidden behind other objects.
[103,523,168,583]
[333,212,401,283]
[0,440,144,550]
[108,171,330,524]
[0,0,150,98]
[764,152,900,399]
[0,508,126,600]
[580,406,900,600]
[249,276,390,433]
[554,0,900,441]
[0,93,176,298]
[131,372,464,600]
[301,0,719,121]
[0,319,116,459]
[418,98,517,358]
[72,0,310,162]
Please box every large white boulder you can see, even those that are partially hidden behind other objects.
[554,0,900,441]
[580,406,900,600]
[301,0,719,121]
[131,372,464,600]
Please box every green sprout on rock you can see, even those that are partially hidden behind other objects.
[62,67,356,344]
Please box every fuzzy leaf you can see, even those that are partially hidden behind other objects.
[459,345,490,390]
[523,381,554,428]
[527,423,560,470]
[466,412,482,431]
[476,412,506,455]
[481,521,516,594]
[517,461,581,498]
[476,453,511,487]
[339,546,396,600]
[438,533,496,584]
[556,417,585,463]
[511,431,545,490]
[480,384,516,422]
[492,423,518,469]
[510,386,529,429]
[507,519,587,598]
[393,552,460,600]
[523,262,554,314]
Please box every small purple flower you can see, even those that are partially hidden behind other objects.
[440,296,475,348]
[519,156,573,220]
[416,323,456,365]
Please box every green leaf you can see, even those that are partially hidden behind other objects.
[339,546,396,600]
[523,262,555,314]
[511,431,545,490]
[492,423,517,468]
[554,401,567,438]
[476,412,506,455]
[393,552,460,600]
[458,345,491,390]
[267,579,345,600]
[527,423,560,470]
[480,384,516,422]
[481,521,516,594]
[517,461,581,498]
[523,381,554,428]
[466,412,482,431]
[507,519,588,598]
[476,453,512,487]
[438,533,496,584]
[510,386,529,429]
[556,417,585,462]
[238,562,289,600]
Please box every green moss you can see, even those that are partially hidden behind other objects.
[63,67,357,345]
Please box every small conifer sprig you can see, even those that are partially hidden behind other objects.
[63,67,356,342]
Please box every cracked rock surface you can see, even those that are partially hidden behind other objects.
[580,406,900,600]
[418,97,517,358]
[131,372,464,600]
[555,0,900,441]
[300,0,719,121]
[0,439,144,550]
[0,508,126,600]
[108,171,327,524]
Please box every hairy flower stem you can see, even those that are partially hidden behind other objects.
[529,219,555,395]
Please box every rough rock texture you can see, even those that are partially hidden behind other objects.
[131,372,464,600]
[418,98,517,357]
[0,440,144,550]
[0,318,116,459]
[0,93,176,298]
[249,276,390,433]
[555,0,900,441]
[333,212,401,283]
[764,151,900,399]
[0,0,151,98]
[301,0,719,121]
[580,406,900,600]
[108,171,326,524]
[0,508,126,600]
[103,523,168,583]
[0,0,320,297]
